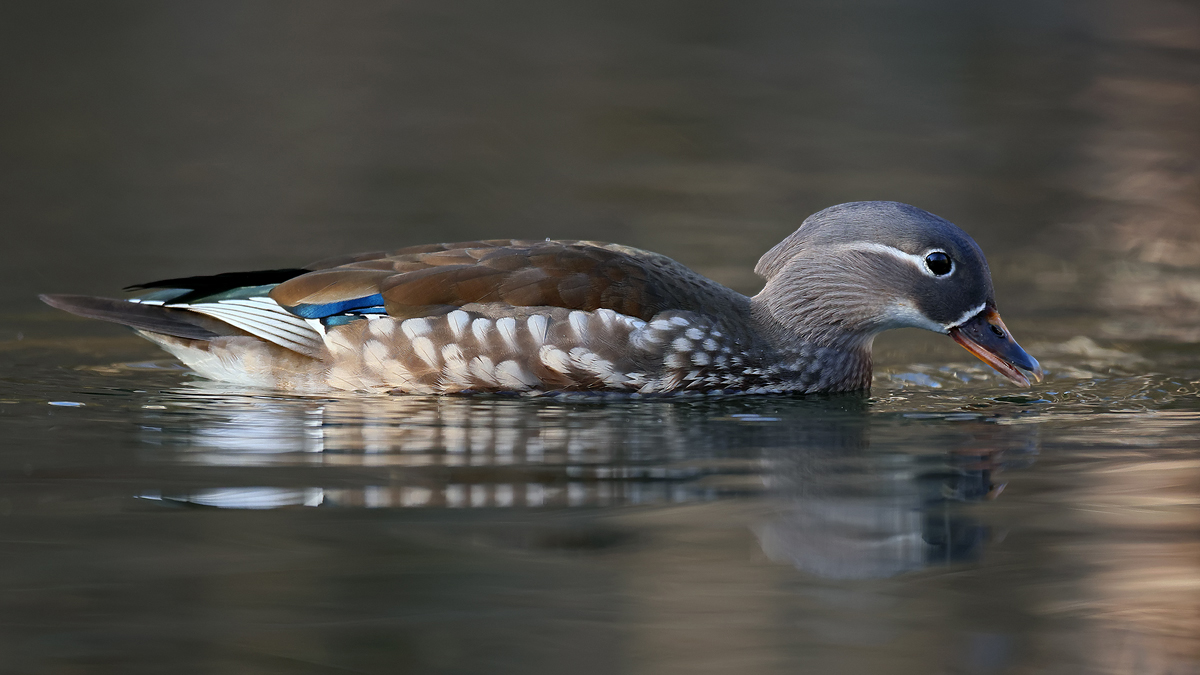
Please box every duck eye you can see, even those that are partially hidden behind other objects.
[925,251,952,276]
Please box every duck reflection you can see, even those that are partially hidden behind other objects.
[757,418,1036,578]
[137,384,1038,577]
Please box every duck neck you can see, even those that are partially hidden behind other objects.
[750,288,877,349]
[748,288,877,390]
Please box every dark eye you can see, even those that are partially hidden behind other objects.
[925,251,952,276]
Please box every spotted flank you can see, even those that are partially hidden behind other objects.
[319,308,754,395]
[127,289,863,395]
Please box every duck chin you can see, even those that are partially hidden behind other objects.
[876,299,950,334]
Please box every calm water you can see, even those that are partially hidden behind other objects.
[3,1,1200,673]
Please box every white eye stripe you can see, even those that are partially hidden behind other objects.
[838,243,954,278]
[839,242,981,332]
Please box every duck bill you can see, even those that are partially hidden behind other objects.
[948,307,1043,387]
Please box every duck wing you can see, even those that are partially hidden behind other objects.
[42,240,746,361]
[271,239,743,322]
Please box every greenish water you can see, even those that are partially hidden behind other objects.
[3,1,1199,673]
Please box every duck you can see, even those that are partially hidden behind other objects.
[40,201,1042,395]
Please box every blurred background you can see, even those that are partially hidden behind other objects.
[1,1,1198,674]
[3,0,1197,342]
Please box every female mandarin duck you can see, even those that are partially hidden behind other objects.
[41,202,1042,395]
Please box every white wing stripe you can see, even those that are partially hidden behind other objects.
[224,300,316,335]
[190,311,316,344]
[177,298,325,355]
[188,316,316,354]
[187,304,315,339]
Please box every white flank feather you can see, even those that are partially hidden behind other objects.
[526,315,549,346]
[447,310,470,339]
[496,317,519,351]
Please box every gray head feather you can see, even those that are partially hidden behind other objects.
[753,202,996,346]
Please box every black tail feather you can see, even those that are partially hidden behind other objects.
[39,294,227,341]
[124,268,310,304]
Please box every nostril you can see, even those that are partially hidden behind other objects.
[990,324,1006,338]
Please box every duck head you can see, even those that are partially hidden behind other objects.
[753,201,1043,387]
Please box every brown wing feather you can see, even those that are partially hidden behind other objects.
[303,240,515,271]
[272,239,745,321]
[268,268,395,308]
